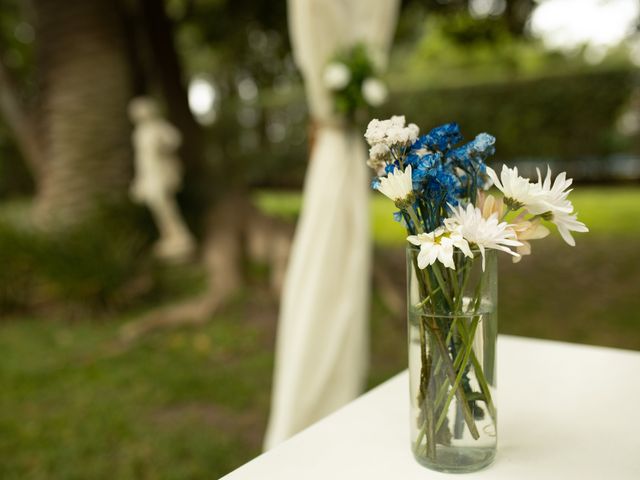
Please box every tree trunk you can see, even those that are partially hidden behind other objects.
[0,61,43,182]
[137,0,209,226]
[504,0,534,36]
[33,0,132,225]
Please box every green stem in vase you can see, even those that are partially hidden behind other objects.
[457,270,497,422]
[430,261,472,380]
[411,253,482,450]
[422,263,480,439]
[409,252,436,459]
[430,264,454,309]
[427,318,480,439]
[435,317,481,434]
[418,319,437,459]
[455,317,497,422]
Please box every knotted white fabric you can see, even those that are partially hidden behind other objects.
[264,0,400,449]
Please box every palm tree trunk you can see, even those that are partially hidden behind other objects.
[33,0,132,225]
[0,60,43,182]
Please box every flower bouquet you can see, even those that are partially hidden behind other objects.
[364,116,588,472]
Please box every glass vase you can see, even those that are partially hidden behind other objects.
[407,245,498,473]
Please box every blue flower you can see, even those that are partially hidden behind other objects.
[426,166,462,206]
[410,135,428,151]
[371,177,381,190]
[404,152,422,167]
[447,133,496,173]
[473,133,496,157]
[412,152,442,189]
[422,123,463,153]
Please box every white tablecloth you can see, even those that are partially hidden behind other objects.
[222,335,640,479]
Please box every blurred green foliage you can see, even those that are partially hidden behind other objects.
[254,67,636,187]
[395,12,633,87]
[0,205,154,313]
[383,68,636,161]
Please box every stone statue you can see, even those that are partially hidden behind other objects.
[128,97,196,262]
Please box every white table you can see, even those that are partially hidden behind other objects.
[222,336,640,479]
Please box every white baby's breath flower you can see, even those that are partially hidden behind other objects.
[407,123,419,143]
[447,204,523,270]
[386,126,410,145]
[364,116,419,147]
[390,115,406,127]
[364,119,388,145]
[366,143,389,175]
[368,143,389,161]
[323,62,351,90]
[407,224,472,270]
[376,165,413,202]
[486,165,542,211]
[362,77,388,107]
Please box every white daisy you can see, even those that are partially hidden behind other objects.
[376,165,413,202]
[486,165,542,211]
[528,167,573,215]
[447,204,523,270]
[530,167,588,246]
[550,210,589,247]
[407,224,472,270]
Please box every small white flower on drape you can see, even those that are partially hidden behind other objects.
[323,62,351,90]
[362,77,388,106]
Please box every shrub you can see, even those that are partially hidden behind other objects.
[0,204,154,315]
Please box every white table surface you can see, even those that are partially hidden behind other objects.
[221,335,640,479]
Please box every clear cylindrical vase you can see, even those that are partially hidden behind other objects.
[407,245,498,473]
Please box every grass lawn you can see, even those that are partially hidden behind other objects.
[1,186,639,479]
[257,186,640,246]
[0,297,276,480]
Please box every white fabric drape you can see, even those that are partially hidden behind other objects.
[264,0,400,450]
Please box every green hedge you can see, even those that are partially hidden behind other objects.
[254,68,637,186]
[383,68,636,161]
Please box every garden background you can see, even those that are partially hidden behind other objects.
[0,0,639,478]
